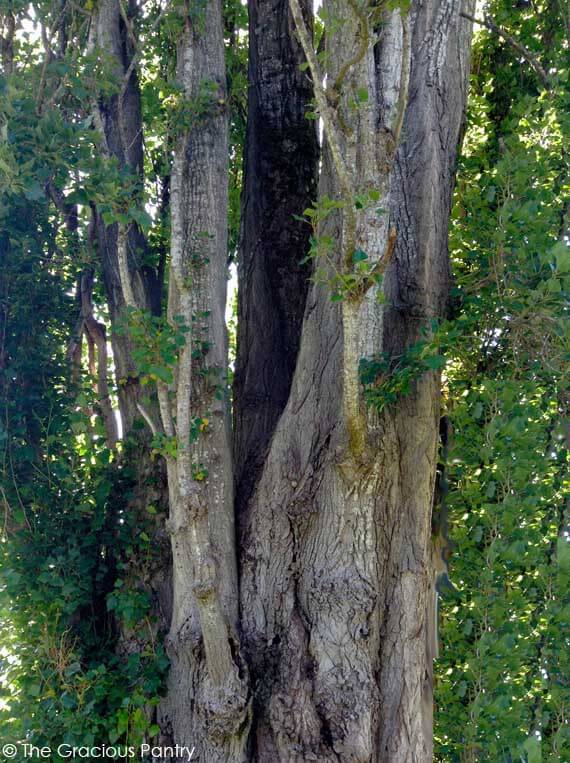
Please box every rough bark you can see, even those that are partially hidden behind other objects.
[87,0,474,757]
[0,9,15,74]
[238,2,474,761]
[233,0,318,518]
[150,5,249,759]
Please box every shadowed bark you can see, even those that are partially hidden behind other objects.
[233,0,319,519]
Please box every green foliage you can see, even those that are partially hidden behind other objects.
[119,308,190,387]
[431,1,569,759]
[0,229,168,751]
[0,6,169,748]
[298,190,386,301]
[360,322,450,411]
[167,79,225,137]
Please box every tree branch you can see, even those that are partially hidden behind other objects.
[332,0,369,97]
[0,11,15,74]
[136,401,160,436]
[117,223,137,308]
[119,0,171,110]
[288,0,354,203]
[460,12,551,90]
[81,271,119,448]
[392,12,410,148]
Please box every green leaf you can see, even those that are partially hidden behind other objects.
[553,241,570,273]
[423,355,446,370]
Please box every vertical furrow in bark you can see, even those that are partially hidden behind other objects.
[233,0,318,518]
[240,0,473,760]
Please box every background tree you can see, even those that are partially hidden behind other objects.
[435,1,569,759]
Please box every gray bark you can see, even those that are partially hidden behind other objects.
[91,0,474,758]
[153,4,249,759]
[238,1,474,760]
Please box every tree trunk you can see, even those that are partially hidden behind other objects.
[154,4,249,759]
[237,1,474,760]
[233,0,318,518]
[90,0,474,758]
[89,0,161,431]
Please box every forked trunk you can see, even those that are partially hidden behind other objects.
[237,1,474,760]
[91,0,474,758]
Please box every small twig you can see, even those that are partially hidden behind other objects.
[461,11,551,91]
[288,0,354,204]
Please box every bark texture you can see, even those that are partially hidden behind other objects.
[237,1,474,760]
[233,0,318,516]
[89,0,474,758]
[154,5,249,759]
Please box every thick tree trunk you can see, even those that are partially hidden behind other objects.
[233,0,318,517]
[238,1,474,761]
[90,0,473,758]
